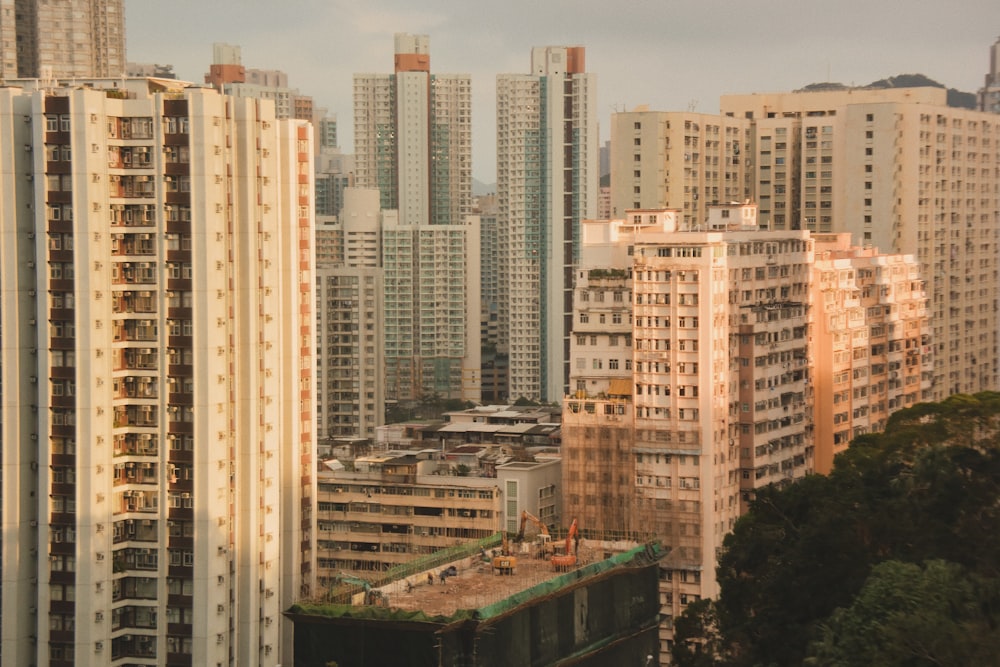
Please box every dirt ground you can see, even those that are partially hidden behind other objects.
[377,543,602,617]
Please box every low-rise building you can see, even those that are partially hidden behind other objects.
[315,450,563,584]
[288,541,665,667]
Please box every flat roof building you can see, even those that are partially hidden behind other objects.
[287,541,665,667]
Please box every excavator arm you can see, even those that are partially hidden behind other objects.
[516,509,551,542]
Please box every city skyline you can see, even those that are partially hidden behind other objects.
[124,0,1000,182]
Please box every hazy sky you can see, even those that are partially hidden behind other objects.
[126,0,1000,182]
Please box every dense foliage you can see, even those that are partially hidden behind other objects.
[673,392,1000,666]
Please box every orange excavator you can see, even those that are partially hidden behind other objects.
[516,509,554,558]
[516,509,551,543]
[491,532,517,575]
[551,518,579,571]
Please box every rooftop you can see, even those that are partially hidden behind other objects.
[293,539,661,622]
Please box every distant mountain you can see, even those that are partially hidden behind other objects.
[473,178,496,196]
[796,73,977,109]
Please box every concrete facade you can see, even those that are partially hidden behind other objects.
[563,205,815,656]
[315,451,503,580]
[811,234,930,473]
[610,109,752,227]
[353,33,478,402]
[720,88,1000,399]
[0,78,315,667]
[315,188,386,441]
[289,543,664,667]
[204,42,314,121]
[5,0,125,79]
[980,35,1000,114]
[562,204,937,657]
[497,46,599,402]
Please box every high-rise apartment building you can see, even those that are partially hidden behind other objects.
[313,111,353,219]
[2,0,125,79]
[562,204,936,657]
[380,214,481,402]
[204,43,314,121]
[0,78,315,667]
[475,194,509,402]
[980,35,1000,114]
[562,204,814,655]
[353,34,478,402]
[720,88,1000,399]
[811,234,930,473]
[0,0,15,80]
[316,188,385,441]
[609,109,751,226]
[353,33,471,228]
[497,46,598,402]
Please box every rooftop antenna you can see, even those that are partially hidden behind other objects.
[687,99,698,112]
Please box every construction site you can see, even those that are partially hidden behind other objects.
[286,536,665,666]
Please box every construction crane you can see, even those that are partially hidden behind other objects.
[551,518,579,571]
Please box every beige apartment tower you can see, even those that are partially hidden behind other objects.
[811,234,930,473]
[563,204,939,658]
[497,46,599,402]
[562,204,814,655]
[4,0,125,79]
[353,33,478,402]
[0,78,315,667]
[721,88,1000,399]
[609,109,752,227]
[315,188,386,441]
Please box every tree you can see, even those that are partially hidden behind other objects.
[672,599,728,667]
[708,393,1000,666]
[806,560,1000,666]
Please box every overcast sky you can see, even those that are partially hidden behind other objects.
[126,0,1000,182]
